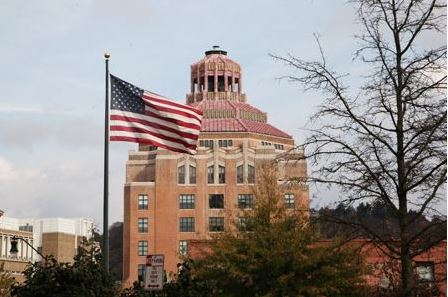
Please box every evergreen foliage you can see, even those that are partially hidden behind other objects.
[188,164,368,297]
[11,241,118,297]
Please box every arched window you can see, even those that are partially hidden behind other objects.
[178,165,185,184]
[189,165,196,184]
[248,165,255,184]
[218,166,226,184]
[236,165,244,184]
[207,166,214,184]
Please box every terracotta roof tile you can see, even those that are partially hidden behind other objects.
[239,120,291,138]
[191,99,292,139]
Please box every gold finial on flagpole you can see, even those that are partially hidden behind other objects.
[104,51,111,60]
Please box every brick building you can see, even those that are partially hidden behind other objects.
[188,239,447,296]
[122,47,309,285]
[0,212,94,281]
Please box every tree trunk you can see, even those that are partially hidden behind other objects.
[400,244,414,297]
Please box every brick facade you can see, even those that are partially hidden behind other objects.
[188,239,447,296]
[122,48,309,285]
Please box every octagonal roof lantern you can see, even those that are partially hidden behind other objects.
[205,45,227,56]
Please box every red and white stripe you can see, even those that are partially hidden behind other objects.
[110,91,203,154]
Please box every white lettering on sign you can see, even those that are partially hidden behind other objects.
[145,266,164,290]
[145,254,165,291]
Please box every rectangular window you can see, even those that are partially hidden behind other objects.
[179,217,195,232]
[237,217,252,231]
[138,241,148,256]
[138,194,148,210]
[179,194,195,209]
[248,165,255,184]
[416,262,435,282]
[274,144,284,150]
[19,224,33,232]
[209,217,224,232]
[238,194,254,209]
[218,75,225,92]
[200,77,204,92]
[209,194,224,209]
[178,165,185,184]
[218,166,225,184]
[189,165,196,184]
[284,193,295,208]
[179,240,188,256]
[138,264,146,280]
[207,165,214,184]
[201,140,213,148]
[218,139,233,147]
[137,218,148,233]
[207,75,214,92]
[237,165,244,184]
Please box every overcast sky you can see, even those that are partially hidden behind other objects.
[1,1,440,228]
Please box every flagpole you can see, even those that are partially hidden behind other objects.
[103,51,110,272]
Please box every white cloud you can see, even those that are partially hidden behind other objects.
[0,157,18,181]
[0,156,41,182]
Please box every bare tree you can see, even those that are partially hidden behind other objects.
[272,1,446,296]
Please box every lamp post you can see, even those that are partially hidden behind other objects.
[9,235,46,260]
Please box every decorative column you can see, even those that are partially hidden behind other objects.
[224,73,228,93]
[214,67,218,98]
[204,67,208,100]
[190,66,194,94]
[239,70,243,94]
[197,65,201,101]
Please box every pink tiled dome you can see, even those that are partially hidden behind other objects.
[187,47,292,140]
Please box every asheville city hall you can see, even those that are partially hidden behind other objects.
[122,47,309,284]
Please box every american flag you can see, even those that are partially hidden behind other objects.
[109,75,202,154]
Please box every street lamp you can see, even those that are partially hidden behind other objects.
[9,235,46,260]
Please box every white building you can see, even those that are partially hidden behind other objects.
[0,214,94,268]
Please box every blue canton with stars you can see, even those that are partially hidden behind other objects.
[110,75,145,114]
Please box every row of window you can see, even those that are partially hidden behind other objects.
[179,217,224,232]
[136,216,226,233]
[137,194,296,233]
[178,164,255,185]
[138,193,296,211]
[199,139,233,148]
[261,141,285,150]
[180,194,253,209]
[207,165,226,184]
[238,164,255,184]
[179,193,294,210]
[178,165,196,184]
[137,240,188,258]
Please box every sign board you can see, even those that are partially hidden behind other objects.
[145,254,164,291]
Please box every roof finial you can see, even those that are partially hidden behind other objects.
[205,45,227,56]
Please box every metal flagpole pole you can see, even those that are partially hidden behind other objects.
[103,51,110,271]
